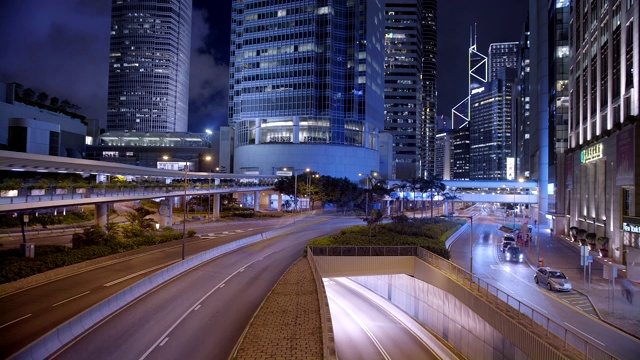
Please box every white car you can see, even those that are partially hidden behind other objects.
[534,267,572,291]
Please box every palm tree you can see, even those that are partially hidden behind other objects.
[405,177,422,218]
[422,173,446,218]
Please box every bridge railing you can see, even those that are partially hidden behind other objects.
[0,184,274,206]
[309,245,617,360]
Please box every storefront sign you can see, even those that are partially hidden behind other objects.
[623,216,640,233]
[580,143,603,163]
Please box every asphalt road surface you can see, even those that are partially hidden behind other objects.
[49,217,360,359]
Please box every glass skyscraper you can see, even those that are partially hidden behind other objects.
[106,0,192,133]
[228,0,385,180]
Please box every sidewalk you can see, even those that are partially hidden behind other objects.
[522,224,640,339]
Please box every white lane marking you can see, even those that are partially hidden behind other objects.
[328,293,391,360]
[52,291,91,307]
[159,337,169,347]
[0,314,32,329]
[194,304,201,311]
[564,322,605,345]
[103,261,178,287]
[220,284,225,288]
[139,250,276,360]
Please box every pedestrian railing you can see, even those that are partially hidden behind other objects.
[309,245,618,360]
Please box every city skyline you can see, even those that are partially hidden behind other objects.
[0,0,527,133]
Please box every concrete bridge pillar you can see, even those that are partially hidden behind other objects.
[95,203,108,232]
[254,191,260,211]
[213,193,221,218]
[158,198,173,228]
[277,193,282,212]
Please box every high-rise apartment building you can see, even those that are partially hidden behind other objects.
[384,0,423,180]
[228,0,385,180]
[106,0,192,133]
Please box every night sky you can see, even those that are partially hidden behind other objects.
[0,0,527,133]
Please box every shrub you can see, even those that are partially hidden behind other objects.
[187,229,197,237]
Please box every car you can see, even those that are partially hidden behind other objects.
[501,234,516,253]
[504,245,524,262]
[534,267,572,291]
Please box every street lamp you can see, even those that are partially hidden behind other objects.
[162,154,211,260]
[359,171,378,216]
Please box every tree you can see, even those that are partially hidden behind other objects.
[36,92,49,104]
[21,88,35,101]
[422,173,446,218]
[404,177,423,218]
[60,99,72,110]
[49,96,60,107]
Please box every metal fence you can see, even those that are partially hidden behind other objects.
[309,245,618,360]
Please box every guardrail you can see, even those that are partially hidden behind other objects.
[414,247,616,360]
[306,251,337,360]
[309,245,617,360]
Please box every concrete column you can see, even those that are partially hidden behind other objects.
[213,193,221,218]
[255,118,262,144]
[95,203,108,232]
[159,198,173,228]
[254,191,260,211]
[278,193,282,212]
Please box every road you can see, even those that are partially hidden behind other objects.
[325,277,448,360]
[46,217,360,359]
[0,219,290,359]
[449,205,640,359]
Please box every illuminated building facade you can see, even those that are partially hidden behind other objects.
[106,0,192,132]
[228,0,385,180]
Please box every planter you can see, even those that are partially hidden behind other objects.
[599,248,608,257]
[588,243,597,251]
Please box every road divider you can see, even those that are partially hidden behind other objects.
[12,226,292,360]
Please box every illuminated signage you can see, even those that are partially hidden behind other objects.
[506,157,515,180]
[580,143,603,163]
[623,222,640,234]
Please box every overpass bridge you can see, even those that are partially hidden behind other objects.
[0,151,280,226]
[389,179,539,204]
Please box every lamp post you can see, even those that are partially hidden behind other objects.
[359,171,378,217]
[163,154,211,260]
[208,168,211,221]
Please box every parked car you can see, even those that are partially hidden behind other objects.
[534,267,572,291]
[501,234,516,253]
[505,245,524,262]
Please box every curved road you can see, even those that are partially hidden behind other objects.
[0,219,300,358]
[449,206,640,359]
[326,277,445,360]
[48,217,360,359]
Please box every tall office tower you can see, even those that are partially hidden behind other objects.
[384,0,423,180]
[421,0,438,177]
[560,0,640,271]
[469,68,516,180]
[451,124,470,180]
[515,17,531,180]
[106,0,192,132]
[450,29,487,180]
[488,42,519,80]
[228,0,385,180]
